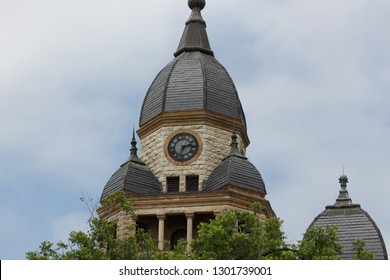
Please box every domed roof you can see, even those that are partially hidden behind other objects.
[100,132,161,201]
[139,1,246,130]
[310,175,388,260]
[204,133,266,194]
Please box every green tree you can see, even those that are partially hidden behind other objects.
[297,224,342,260]
[190,209,347,260]
[191,209,291,260]
[352,239,374,260]
[28,195,370,260]
[153,240,191,260]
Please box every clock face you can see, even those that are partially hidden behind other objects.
[168,132,199,162]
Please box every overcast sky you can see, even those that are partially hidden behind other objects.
[1,0,389,259]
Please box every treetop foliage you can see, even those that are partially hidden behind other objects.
[26,193,373,260]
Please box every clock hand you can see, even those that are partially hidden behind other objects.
[178,141,186,155]
[182,140,192,148]
[178,145,184,155]
[178,140,190,156]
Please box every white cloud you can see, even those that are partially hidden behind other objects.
[0,0,389,258]
[219,0,390,248]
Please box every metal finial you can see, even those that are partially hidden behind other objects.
[188,0,206,10]
[333,173,352,206]
[123,128,145,166]
[130,128,137,156]
[230,132,239,150]
[339,174,349,185]
[223,132,247,160]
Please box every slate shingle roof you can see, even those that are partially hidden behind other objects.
[204,133,266,194]
[139,1,246,130]
[310,175,388,260]
[100,134,161,201]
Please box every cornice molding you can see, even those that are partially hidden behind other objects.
[138,110,250,148]
[98,188,274,219]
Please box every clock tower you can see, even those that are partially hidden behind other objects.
[98,0,275,250]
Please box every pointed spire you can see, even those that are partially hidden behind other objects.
[123,129,145,166]
[230,131,238,149]
[226,132,247,158]
[174,0,214,57]
[130,129,137,156]
[334,174,353,207]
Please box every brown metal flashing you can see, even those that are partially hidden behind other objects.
[137,110,250,148]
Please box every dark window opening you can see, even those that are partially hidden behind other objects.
[186,175,199,192]
[136,223,149,234]
[108,222,117,240]
[170,229,187,250]
[167,177,180,192]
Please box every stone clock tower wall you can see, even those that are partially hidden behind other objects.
[140,124,245,192]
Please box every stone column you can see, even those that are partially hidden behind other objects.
[180,175,186,192]
[185,213,194,248]
[157,214,166,250]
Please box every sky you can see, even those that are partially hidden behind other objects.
[1,0,389,259]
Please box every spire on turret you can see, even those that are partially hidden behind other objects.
[174,0,214,57]
[101,128,161,200]
[227,132,246,158]
[124,129,145,166]
[333,174,353,207]
[204,131,267,194]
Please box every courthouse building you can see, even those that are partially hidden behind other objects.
[98,0,387,259]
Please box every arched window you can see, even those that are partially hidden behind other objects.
[170,229,187,250]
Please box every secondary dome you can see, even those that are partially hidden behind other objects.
[204,133,266,194]
[139,1,247,130]
[100,132,161,201]
[309,175,388,260]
